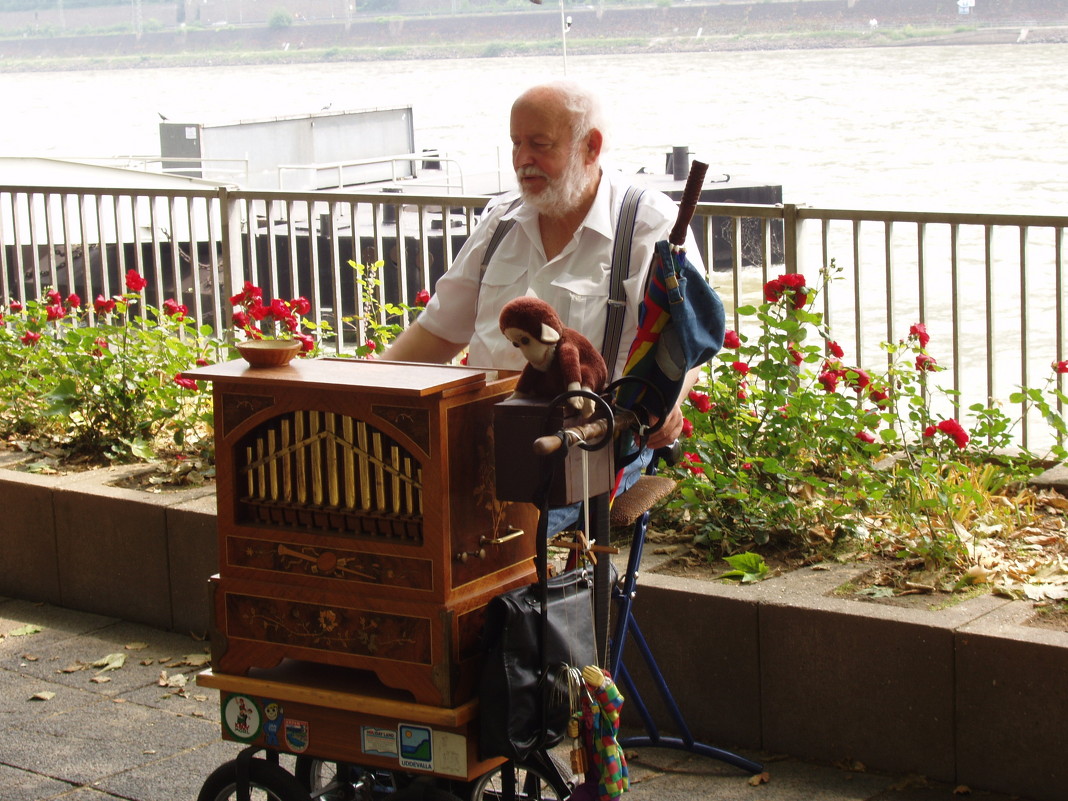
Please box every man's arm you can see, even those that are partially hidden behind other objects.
[646,365,702,450]
[381,321,465,364]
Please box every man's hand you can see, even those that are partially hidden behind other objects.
[644,365,702,451]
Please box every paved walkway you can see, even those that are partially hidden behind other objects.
[1,597,1034,801]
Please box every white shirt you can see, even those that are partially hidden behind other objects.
[419,168,703,381]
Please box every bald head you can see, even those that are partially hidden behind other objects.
[510,82,606,217]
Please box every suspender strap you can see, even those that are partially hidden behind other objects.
[600,186,645,373]
[480,195,523,277]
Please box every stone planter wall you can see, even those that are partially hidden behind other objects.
[628,564,1068,801]
[0,459,217,634]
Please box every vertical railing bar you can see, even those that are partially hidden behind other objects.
[79,194,96,321]
[325,199,344,355]
[60,193,75,297]
[916,221,927,326]
[109,194,123,285]
[1055,226,1065,444]
[286,199,300,302]
[166,195,181,312]
[396,202,409,316]
[146,196,161,315]
[373,202,387,331]
[131,194,145,300]
[266,200,282,300]
[1018,224,1029,449]
[186,196,203,326]
[984,224,996,422]
[27,194,43,296]
[206,195,223,334]
[219,188,245,345]
[852,219,863,361]
[950,223,962,416]
[307,198,324,336]
[820,217,831,334]
[43,192,58,294]
[884,219,895,372]
[0,192,11,303]
[417,202,431,311]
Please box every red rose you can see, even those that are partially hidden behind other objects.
[741,462,752,471]
[125,270,147,292]
[173,374,199,391]
[46,303,66,321]
[415,289,431,306]
[291,296,311,315]
[21,331,41,346]
[855,430,875,444]
[296,333,316,353]
[937,419,970,449]
[828,340,844,359]
[844,368,871,392]
[195,358,210,367]
[1053,360,1068,374]
[924,425,937,438]
[763,279,784,303]
[682,452,703,475]
[868,386,891,408]
[67,293,81,308]
[162,298,187,319]
[46,288,62,304]
[9,300,23,312]
[723,329,741,349]
[688,390,712,414]
[916,354,938,371]
[94,295,116,314]
[232,311,249,329]
[910,322,930,349]
[818,369,842,392]
[681,418,694,437]
[787,344,803,366]
[731,361,749,375]
[779,273,806,289]
[792,291,808,310]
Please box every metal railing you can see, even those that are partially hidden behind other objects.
[2,182,1065,451]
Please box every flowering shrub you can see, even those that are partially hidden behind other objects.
[664,261,1068,583]
[230,281,317,354]
[0,273,218,466]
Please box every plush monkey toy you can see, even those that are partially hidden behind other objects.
[499,297,608,419]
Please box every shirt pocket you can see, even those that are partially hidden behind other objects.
[550,277,611,349]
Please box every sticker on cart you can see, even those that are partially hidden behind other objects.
[222,694,262,742]
[362,726,398,758]
[262,701,285,746]
[398,724,433,771]
[285,719,310,753]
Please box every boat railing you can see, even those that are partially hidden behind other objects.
[277,151,469,194]
[1,182,1065,451]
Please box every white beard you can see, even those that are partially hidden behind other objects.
[517,148,595,218]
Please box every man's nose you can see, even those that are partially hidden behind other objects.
[513,142,534,166]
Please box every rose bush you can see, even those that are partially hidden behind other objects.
[0,271,217,467]
[662,261,1068,592]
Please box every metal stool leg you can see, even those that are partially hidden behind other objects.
[607,502,764,775]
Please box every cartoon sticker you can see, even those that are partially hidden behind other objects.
[398,724,433,771]
[222,694,262,742]
[285,720,310,753]
[262,701,284,746]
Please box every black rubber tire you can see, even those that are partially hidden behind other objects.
[293,756,350,799]
[197,757,312,801]
[468,761,570,801]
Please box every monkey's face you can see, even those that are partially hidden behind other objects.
[503,327,556,372]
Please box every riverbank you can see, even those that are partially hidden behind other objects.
[2,0,1066,73]
[1,24,1065,72]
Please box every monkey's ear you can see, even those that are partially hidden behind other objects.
[540,323,561,344]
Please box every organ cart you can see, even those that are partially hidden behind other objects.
[186,355,761,801]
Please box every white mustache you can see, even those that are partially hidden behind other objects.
[517,166,550,179]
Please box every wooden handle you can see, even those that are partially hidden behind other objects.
[532,418,611,455]
[669,160,709,246]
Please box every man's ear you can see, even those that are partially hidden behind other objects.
[540,323,561,344]
[584,128,603,165]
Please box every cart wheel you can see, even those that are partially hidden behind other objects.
[468,761,571,801]
[293,757,355,800]
[197,757,312,801]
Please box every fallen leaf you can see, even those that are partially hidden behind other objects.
[90,675,112,684]
[59,664,84,674]
[91,653,127,673]
[125,641,150,651]
[168,653,211,668]
[747,772,770,786]
[953,785,972,795]
[29,691,56,701]
[140,659,156,666]
[8,624,43,637]
[22,653,39,662]
[158,670,188,688]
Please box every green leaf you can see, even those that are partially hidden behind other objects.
[721,552,770,583]
[8,624,43,637]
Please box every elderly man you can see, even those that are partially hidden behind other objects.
[384,81,702,509]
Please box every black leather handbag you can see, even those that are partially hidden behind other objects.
[478,565,596,761]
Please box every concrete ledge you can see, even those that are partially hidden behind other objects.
[0,465,217,632]
[628,564,1064,801]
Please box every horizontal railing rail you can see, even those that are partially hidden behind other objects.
[2,182,1065,452]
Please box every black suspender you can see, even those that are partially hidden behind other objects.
[479,185,645,374]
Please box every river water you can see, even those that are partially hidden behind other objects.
[2,43,1067,214]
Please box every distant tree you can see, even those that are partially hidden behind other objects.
[268,8,293,27]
